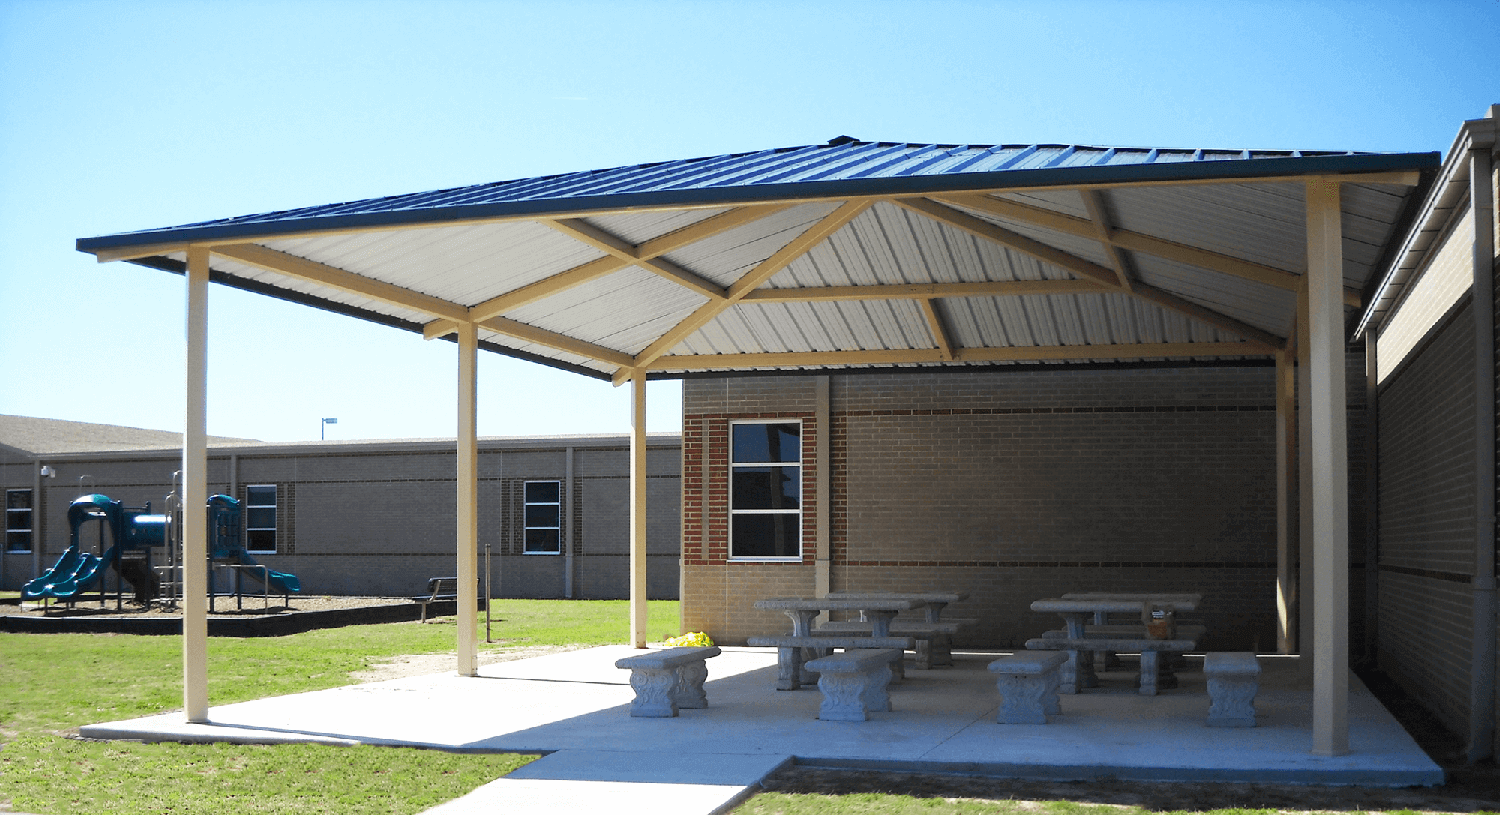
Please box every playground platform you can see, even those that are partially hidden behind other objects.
[78,647,1445,815]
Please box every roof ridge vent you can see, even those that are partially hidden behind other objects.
[824,135,860,146]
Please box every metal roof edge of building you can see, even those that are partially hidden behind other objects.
[1355,111,1498,339]
[76,151,1442,254]
[28,432,683,462]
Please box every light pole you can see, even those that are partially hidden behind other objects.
[321,417,337,440]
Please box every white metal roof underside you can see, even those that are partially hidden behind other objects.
[78,140,1436,383]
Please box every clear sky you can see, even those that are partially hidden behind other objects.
[1,0,1495,442]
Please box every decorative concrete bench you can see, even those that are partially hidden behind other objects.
[1026,634,1197,695]
[1046,624,1206,673]
[988,651,1066,724]
[1204,652,1260,727]
[804,648,904,721]
[815,619,972,669]
[410,576,460,623]
[746,634,914,690]
[614,646,721,718]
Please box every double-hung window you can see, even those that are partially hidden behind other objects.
[523,480,562,554]
[729,421,801,560]
[5,489,32,553]
[244,485,277,553]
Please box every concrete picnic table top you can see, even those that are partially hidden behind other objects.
[754,596,926,637]
[824,591,966,624]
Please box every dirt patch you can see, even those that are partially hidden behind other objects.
[754,766,1500,813]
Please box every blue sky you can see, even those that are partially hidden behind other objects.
[1,0,1496,442]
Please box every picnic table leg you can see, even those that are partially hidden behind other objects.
[1061,613,1098,688]
[1138,651,1160,696]
[781,609,824,687]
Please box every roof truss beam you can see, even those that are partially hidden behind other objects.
[650,341,1269,371]
[937,192,1361,306]
[209,244,471,323]
[615,199,874,384]
[895,197,1284,352]
[740,280,1104,302]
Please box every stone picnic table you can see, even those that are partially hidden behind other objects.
[754,596,927,637]
[823,591,970,668]
[1028,594,1202,695]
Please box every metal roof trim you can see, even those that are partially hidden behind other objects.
[77,151,1439,255]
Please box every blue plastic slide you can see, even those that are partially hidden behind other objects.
[22,544,113,600]
[224,548,301,595]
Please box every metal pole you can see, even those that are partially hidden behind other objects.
[485,543,492,643]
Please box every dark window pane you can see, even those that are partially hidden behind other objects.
[245,530,276,552]
[7,508,31,531]
[732,423,800,463]
[732,467,800,510]
[7,490,32,510]
[246,486,276,506]
[525,481,559,503]
[525,505,560,528]
[246,507,276,530]
[731,514,800,559]
[6,530,31,552]
[526,528,560,553]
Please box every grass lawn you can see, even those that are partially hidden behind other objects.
[0,599,678,815]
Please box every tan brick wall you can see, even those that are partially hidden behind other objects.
[683,367,1285,649]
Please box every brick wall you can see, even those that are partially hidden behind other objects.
[683,366,1288,648]
[2,439,681,600]
[1376,296,1476,735]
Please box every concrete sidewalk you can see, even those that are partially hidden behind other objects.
[78,647,1443,814]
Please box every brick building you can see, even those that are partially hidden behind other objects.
[1,415,681,600]
[680,366,1315,652]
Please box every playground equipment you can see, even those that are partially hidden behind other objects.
[21,491,299,608]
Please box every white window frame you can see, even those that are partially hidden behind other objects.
[5,488,33,554]
[244,484,277,554]
[523,480,563,555]
[728,419,803,562]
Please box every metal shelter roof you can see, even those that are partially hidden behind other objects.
[77,137,1441,383]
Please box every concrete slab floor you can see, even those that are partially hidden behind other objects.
[78,646,1444,814]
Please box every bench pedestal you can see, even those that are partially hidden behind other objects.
[989,652,1065,724]
[1205,652,1260,727]
[805,649,903,721]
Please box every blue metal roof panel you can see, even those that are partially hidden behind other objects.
[78,138,1437,252]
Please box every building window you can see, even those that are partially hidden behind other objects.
[524,480,562,554]
[5,489,32,553]
[245,485,277,553]
[730,421,801,560]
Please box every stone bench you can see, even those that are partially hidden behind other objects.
[1043,624,1206,672]
[1204,652,1260,727]
[746,634,914,690]
[614,646,721,717]
[815,618,972,669]
[1026,635,1197,695]
[988,651,1066,724]
[804,648,905,721]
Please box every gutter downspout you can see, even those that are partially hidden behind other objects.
[1467,125,1497,764]
[565,446,574,600]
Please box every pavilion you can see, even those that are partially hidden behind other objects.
[77,135,1440,756]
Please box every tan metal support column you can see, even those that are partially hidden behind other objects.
[1297,280,1314,669]
[456,321,479,677]
[630,369,649,648]
[183,246,210,723]
[1276,350,1298,654]
[815,375,831,603]
[1307,178,1350,756]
